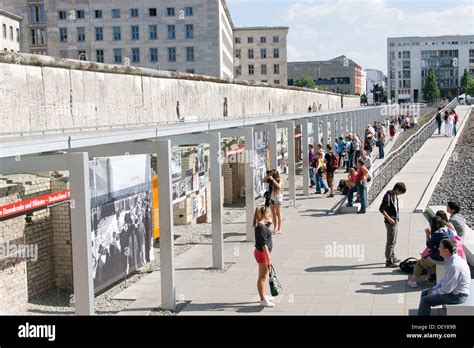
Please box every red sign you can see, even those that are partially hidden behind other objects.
[0,190,70,220]
[226,147,245,156]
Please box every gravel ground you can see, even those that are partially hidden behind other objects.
[429,110,473,227]
[26,206,245,315]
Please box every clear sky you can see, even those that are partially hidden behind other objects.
[227,0,474,74]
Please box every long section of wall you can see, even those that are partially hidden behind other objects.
[0,52,360,136]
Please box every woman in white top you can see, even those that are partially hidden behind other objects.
[264,170,283,234]
[447,112,455,138]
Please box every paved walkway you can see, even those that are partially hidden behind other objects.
[115,106,471,316]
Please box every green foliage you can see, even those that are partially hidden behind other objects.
[294,75,317,89]
[360,93,368,103]
[423,68,440,102]
[460,69,470,94]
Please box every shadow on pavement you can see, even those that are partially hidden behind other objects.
[305,263,384,272]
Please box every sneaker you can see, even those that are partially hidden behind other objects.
[346,203,354,207]
[407,280,418,288]
[260,299,275,307]
[324,189,329,194]
[265,295,275,301]
[314,191,321,194]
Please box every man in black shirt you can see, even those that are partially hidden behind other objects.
[379,182,407,267]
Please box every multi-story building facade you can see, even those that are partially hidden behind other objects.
[288,56,363,95]
[2,0,234,78]
[233,26,289,85]
[387,35,474,102]
[0,9,21,52]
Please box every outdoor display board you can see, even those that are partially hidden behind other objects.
[89,155,154,293]
[254,131,269,199]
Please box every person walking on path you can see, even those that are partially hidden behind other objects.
[377,124,386,159]
[435,108,443,135]
[447,111,454,138]
[355,159,369,214]
[314,151,329,194]
[308,144,316,188]
[453,110,459,136]
[253,206,275,308]
[418,239,470,316]
[325,144,337,198]
[379,182,407,267]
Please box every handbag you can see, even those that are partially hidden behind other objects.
[268,265,283,297]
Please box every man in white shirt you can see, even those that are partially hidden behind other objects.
[418,239,471,316]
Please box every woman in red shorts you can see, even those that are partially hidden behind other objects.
[253,206,275,307]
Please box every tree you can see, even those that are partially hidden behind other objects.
[371,84,386,103]
[294,75,317,89]
[460,68,470,94]
[360,93,368,104]
[423,68,440,103]
[465,76,474,95]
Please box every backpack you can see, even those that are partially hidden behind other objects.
[399,257,418,274]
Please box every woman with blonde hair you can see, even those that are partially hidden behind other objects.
[265,170,283,234]
[253,206,275,307]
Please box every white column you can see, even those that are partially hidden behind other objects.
[209,132,224,270]
[156,140,176,311]
[244,127,255,242]
[322,116,328,148]
[269,123,278,170]
[69,152,94,315]
[286,122,296,205]
[312,118,320,148]
[300,119,310,197]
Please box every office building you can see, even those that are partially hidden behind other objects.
[0,9,21,52]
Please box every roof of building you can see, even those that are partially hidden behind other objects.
[0,9,23,21]
[289,55,360,68]
[387,34,474,40]
[234,26,289,32]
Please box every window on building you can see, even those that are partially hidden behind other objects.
[247,37,254,44]
[167,7,175,16]
[261,80,267,83]
[186,24,194,39]
[261,64,267,75]
[30,28,45,45]
[149,25,157,40]
[261,48,267,59]
[112,9,121,18]
[168,47,176,62]
[398,51,401,59]
[186,69,195,74]
[58,11,67,20]
[9,26,13,41]
[248,64,254,75]
[185,7,193,16]
[273,48,279,58]
[59,28,67,42]
[273,36,279,43]
[131,25,139,40]
[403,51,410,59]
[235,66,242,75]
[260,36,266,43]
[76,10,85,19]
[77,27,85,41]
[59,50,68,58]
[78,50,86,61]
[235,49,241,59]
[274,80,280,84]
[186,47,194,61]
[149,8,157,16]
[2,24,6,39]
[114,48,122,63]
[95,10,102,18]
[95,27,103,41]
[235,37,241,44]
[113,26,121,40]
[274,64,280,74]
[30,5,46,23]
[150,48,158,62]
[167,25,176,39]
[130,8,139,17]
[248,49,254,59]
[132,48,140,63]
[16,28,20,42]
[96,49,104,63]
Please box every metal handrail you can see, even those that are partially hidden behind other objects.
[368,98,459,205]
[0,106,367,139]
